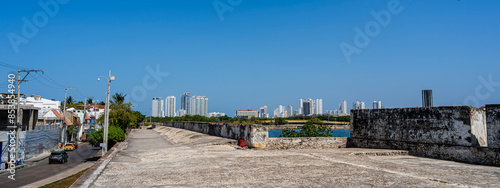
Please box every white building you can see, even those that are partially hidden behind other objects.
[152,97,164,117]
[373,101,382,109]
[20,95,61,117]
[315,99,323,115]
[208,112,225,117]
[298,99,303,115]
[165,96,176,117]
[298,98,322,116]
[191,96,208,117]
[287,105,293,117]
[339,100,347,114]
[259,106,269,118]
[273,105,286,118]
[176,109,187,117]
[353,100,365,110]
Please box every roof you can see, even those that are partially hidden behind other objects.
[51,109,63,118]
[65,117,73,126]
[236,110,258,112]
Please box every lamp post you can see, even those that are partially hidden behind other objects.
[98,70,115,155]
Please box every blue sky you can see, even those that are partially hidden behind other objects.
[1,0,499,116]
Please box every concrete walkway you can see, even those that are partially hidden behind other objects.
[85,127,500,187]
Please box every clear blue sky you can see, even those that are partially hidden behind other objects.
[1,0,499,116]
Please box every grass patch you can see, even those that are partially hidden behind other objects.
[40,168,89,188]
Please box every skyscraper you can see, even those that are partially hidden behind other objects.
[190,96,208,117]
[298,98,303,115]
[151,97,164,117]
[274,105,286,118]
[181,92,191,114]
[303,100,312,116]
[340,100,347,114]
[422,90,433,107]
[287,105,293,117]
[315,99,323,115]
[353,100,365,110]
[298,98,320,116]
[373,101,382,109]
[259,106,268,118]
[165,96,176,117]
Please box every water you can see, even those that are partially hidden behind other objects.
[268,129,350,138]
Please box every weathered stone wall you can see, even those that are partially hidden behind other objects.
[349,106,499,166]
[164,122,268,149]
[350,106,487,147]
[487,104,500,149]
[266,137,347,150]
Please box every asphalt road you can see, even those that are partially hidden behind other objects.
[0,142,100,188]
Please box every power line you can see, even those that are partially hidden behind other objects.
[0,62,27,70]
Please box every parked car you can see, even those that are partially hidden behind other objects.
[70,141,78,149]
[49,151,68,164]
[64,143,75,151]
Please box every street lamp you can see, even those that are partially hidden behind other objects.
[98,70,115,155]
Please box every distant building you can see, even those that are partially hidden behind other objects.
[293,110,299,116]
[353,100,365,110]
[190,96,208,117]
[274,105,286,118]
[259,106,269,118]
[165,96,176,117]
[298,99,303,115]
[373,101,382,109]
[236,110,259,119]
[181,92,191,114]
[152,97,164,117]
[287,105,293,117]
[315,99,323,115]
[298,98,322,116]
[208,112,225,117]
[176,109,187,117]
[340,100,348,114]
[422,90,433,107]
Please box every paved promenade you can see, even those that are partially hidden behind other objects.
[82,127,500,187]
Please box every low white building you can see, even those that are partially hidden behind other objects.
[208,112,225,117]
[20,95,61,117]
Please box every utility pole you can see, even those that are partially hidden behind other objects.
[15,69,43,161]
[98,70,115,155]
[61,87,76,144]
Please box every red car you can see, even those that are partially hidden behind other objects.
[70,141,78,149]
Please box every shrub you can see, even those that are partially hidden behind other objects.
[88,125,126,149]
[280,118,332,137]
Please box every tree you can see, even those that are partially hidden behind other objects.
[66,96,74,105]
[88,125,126,149]
[274,118,288,125]
[111,93,127,107]
[280,118,331,137]
[97,93,142,130]
[87,98,94,104]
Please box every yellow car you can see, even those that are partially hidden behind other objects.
[64,143,75,151]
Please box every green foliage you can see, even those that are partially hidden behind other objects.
[273,118,288,125]
[88,125,126,149]
[280,118,332,137]
[96,93,145,130]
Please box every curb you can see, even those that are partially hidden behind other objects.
[70,129,135,188]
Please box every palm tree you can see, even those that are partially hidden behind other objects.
[111,93,126,106]
[66,96,74,105]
